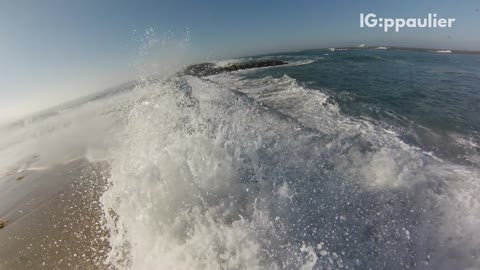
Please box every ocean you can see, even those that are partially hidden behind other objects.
[0,48,479,269]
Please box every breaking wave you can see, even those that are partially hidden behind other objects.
[100,70,480,270]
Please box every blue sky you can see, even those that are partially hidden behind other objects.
[1,0,479,123]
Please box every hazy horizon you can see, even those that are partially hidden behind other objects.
[1,0,479,124]
[2,44,480,126]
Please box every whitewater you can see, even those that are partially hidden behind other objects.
[99,67,480,269]
[1,48,479,270]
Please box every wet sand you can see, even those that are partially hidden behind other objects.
[0,159,110,270]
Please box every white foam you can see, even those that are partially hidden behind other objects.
[100,70,480,269]
[213,58,250,67]
[287,59,318,66]
[101,77,324,269]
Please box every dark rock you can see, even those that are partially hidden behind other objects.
[183,60,287,77]
[183,63,219,77]
[0,220,7,229]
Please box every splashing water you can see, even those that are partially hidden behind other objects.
[100,69,480,269]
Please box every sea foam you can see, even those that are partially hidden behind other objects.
[100,69,480,269]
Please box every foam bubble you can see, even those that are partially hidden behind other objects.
[100,70,480,269]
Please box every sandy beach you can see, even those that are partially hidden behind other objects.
[0,159,110,270]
